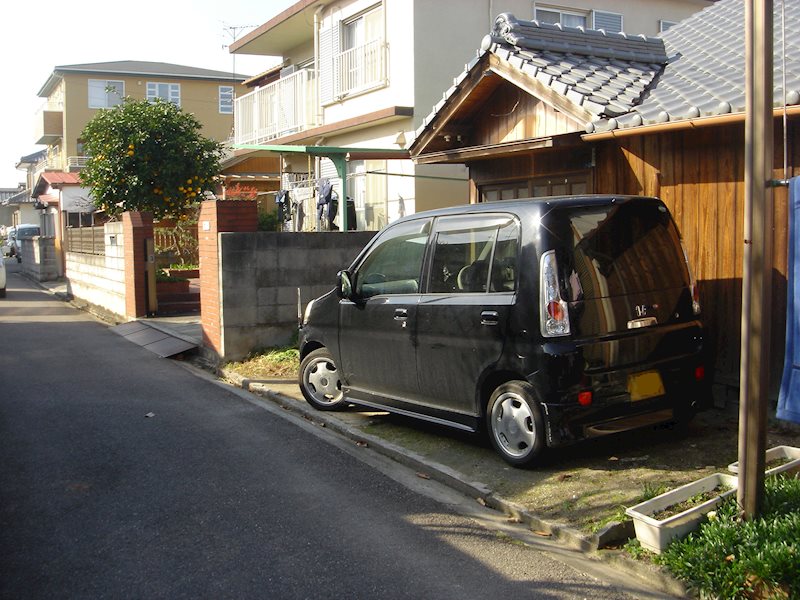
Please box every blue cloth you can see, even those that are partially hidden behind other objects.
[777,177,800,423]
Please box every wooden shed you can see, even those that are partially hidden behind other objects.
[410,3,800,402]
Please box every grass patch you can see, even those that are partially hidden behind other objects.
[225,346,299,379]
[657,475,800,599]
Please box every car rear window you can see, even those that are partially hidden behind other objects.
[552,201,689,301]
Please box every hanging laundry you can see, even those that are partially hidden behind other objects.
[777,177,800,424]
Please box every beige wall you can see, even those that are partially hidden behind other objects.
[53,73,246,161]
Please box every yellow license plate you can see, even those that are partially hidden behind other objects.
[627,370,665,401]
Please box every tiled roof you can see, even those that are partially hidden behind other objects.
[418,0,800,140]
[484,14,667,120]
[38,61,250,97]
[2,189,32,206]
[41,172,82,186]
[588,0,800,133]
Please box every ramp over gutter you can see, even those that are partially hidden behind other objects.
[111,321,198,358]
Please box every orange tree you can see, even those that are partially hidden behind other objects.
[80,97,223,219]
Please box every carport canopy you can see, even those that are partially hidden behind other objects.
[234,144,410,231]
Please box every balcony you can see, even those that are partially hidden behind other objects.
[66,156,90,171]
[234,68,319,146]
[34,102,63,144]
[333,39,387,100]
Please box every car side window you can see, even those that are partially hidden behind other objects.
[428,216,519,294]
[355,219,431,298]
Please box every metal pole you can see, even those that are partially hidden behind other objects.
[333,155,348,231]
[738,0,774,519]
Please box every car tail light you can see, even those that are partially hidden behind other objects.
[540,250,570,337]
[578,391,593,406]
[681,242,701,315]
[691,281,701,316]
[695,365,705,381]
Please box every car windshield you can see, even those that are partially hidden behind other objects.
[550,201,688,301]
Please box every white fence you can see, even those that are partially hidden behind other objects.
[234,69,319,146]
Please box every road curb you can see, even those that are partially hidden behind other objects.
[219,368,688,598]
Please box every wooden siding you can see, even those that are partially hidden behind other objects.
[594,119,799,394]
[472,81,583,146]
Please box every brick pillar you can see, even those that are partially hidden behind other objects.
[122,211,154,319]
[199,200,258,356]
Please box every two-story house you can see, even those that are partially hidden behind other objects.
[28,60,249,275]
[228,0,713,232]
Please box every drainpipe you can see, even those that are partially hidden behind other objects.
[314,5,325,128]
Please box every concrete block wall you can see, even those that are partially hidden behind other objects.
[64,221,127,319]
[215,231,374,361]
[21,237,59,282]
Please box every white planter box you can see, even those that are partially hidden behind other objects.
[625,473,738,554]
[728,445,800,477]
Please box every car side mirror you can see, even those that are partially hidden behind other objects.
[337,270,354,300]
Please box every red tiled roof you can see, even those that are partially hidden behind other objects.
[41,172,81,185]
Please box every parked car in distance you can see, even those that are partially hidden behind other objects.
[1,227,16,257]
[0,253,6,297]
[6,224,40,263]
[298,196,708,467]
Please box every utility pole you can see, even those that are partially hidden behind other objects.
[738,0,774,519]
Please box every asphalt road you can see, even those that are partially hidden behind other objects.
[0,265,646,599]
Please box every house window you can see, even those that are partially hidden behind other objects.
[660,20,677,32]
[147,82,181,106]
[593,11,623,33]
[320,4,385,103]
[348,159,388,231]
[535,6,588,28]
[88,79,124,108]
[219,86,234,114]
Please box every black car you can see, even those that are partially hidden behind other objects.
[298,196,707,467]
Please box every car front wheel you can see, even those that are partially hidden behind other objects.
[487,381,546,467]
[299,347,346,411]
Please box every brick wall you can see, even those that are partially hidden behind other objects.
[122,212,154,318]
[199,200,258,356]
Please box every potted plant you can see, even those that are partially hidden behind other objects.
[625,473,738,554]
[727,445,800,478]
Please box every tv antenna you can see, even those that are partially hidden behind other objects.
[222,23,258,79]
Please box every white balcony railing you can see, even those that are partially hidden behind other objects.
[234,68,319,146]
[32,156,63,183]
[334,38,387,99]
[66,156,89,170]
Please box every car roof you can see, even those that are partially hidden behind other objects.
[399,195,661,223]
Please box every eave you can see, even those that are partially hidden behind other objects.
[414,132,583,165]
[582,106,800,140]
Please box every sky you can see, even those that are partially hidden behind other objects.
[0,0,298,189]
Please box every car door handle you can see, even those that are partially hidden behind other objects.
[481,311,499,326]
[394,308,408,321]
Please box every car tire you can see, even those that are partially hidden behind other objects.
[299,347,346,411]
[487,381,546,467]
